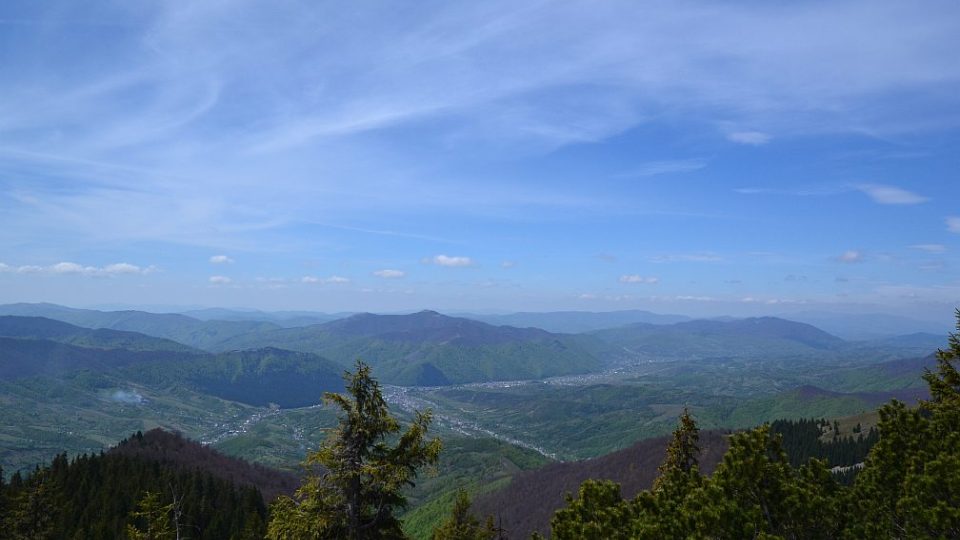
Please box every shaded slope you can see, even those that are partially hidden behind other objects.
[0,337,200,379]
[0,315,197,352]
[472,431,730,538]
[0,337,343,408]
[111,428,299,502]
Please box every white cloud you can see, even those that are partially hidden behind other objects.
[209,255,234,264]
[856,184,928,205]
[948,216,960,234]
[6,261,154,276]
[0,263,10,272]
[909,244,946,253]
[374,269,405,278]
[619,274,659,284]
[578,293,598,300]
[650,253,723,263]
[837,250,863,263]
[500,260,516,268]
[727,132,771,145]
[302,275,350,284]
[614,159,706,178]
[104,262,148,275]
[425,255,475,267]
[51,262,93,274]
[209,275,233,284]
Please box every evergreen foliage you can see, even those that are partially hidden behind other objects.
[430,488,498,540]
[125,491,176,540]
[0,447,267,539]
[770,417,878,472]
[547,308,960,539]
[267,360,442,539]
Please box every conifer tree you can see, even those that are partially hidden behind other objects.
[5,471,56,540]
[848,308,960,538]
[653,407,700,493]
[267,360,442,540]
[126,491,176,540]
[431,488,497,540]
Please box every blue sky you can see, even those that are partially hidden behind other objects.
[1,0,959,319]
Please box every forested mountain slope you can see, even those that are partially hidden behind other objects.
[0,303,281,350]
[216,310,605,385]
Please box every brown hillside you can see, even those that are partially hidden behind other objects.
[110,428,299,502]
[472,430,730,538]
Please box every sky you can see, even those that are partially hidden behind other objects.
[1,0,959,319]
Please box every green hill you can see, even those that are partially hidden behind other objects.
[0,315,198,352]
[589,316,846,361]
[217,310,605,385]
[0,303,281,350]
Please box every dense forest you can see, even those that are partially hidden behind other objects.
[0,438,269,538]
[540,313,960,539]
[1,312,958,539]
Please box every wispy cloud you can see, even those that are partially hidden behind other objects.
[727,132,771,146]
[910,244,946,253]
[302,275,350,284]
[856,184,928,205]
[614,159,706,178]
[209,255,234,264]
[948,217,960,234]
[619,274,659,284]
[373,269,405,278]
[424,255,475,267]
[208,275,232,284]
[650,253,723,263]
[0,261,155,276]
[734,186,851,197]
[836,250,863,263]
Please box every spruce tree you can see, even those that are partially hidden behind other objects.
[431,488,497,540]
[849,308,960,538]
[267,360,442,540]
[653,407,700,491]
[126,491,176,540]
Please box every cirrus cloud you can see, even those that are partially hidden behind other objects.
[727,131,771,145]
[948,216,960,234]
[373,269,405,278]
[856,184,928,205]
[209,255,235,264]
[619,274,659,284]
[302,275,350,284]
[837,250,863,263]
[1,261,155,277]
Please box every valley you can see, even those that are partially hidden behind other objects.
[0,303,945,538]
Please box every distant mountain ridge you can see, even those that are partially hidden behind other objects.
[589,316,847,361]
[0,318,345,407]
[0,315,197,352]
[0,303,282,350]
[217,310,605,385]
[457,309,691,333]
